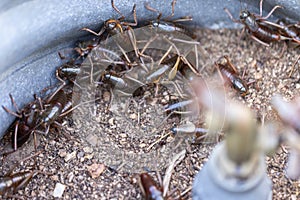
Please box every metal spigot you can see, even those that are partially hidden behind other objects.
[191,80,272,200]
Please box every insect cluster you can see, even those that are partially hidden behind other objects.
[0,0,300,199]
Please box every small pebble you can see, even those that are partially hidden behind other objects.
[51,175,59,181]
[164,95,170,101]
[86,134,98,146]
[139,143,146,148]
[84,154,94,160]
[129,113,137,119]
[68,172,74,183]
[53,182,66,198]
[65,151,77,162]
[58,149,67,158]
[161,99,167,104]
[83,147,93,153]
[108,118,114,126]
[77,151,85,158]
[255,72,263,80]
[87,163,105,178]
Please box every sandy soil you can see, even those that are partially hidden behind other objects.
[0,28,300,200]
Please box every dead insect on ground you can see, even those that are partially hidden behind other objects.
[57,61,82,83]
[164,99,194,114]
[144,0,196,39]
[276,20,300,45]
[2,94,40,151]
[224,0,291,46]
[215,55,249,96]
[171,121,208,144]
[0,151,49,197]
[103,72,129,90]
[37,86,75,134]
[139,173,164,200]
[58,38,99,62]
[82,0,137,37]
[171,121,207,135]
[74,38,99,58]
[0,171,38,196]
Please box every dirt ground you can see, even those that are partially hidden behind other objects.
[0,28,300,200]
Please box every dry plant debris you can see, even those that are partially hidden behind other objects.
[0,28,299,200]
